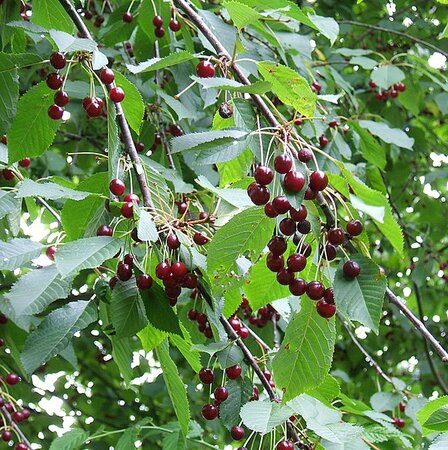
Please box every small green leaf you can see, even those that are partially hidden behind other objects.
[170,325,202,372]
[17,179,94,201]
[156,340,190,435]
[31,0,74,33]
[0,238,43,270]
[49,30,97,52]
[417,396,448,435]
[137,209,159,242]
[192,76,271,94]
[111,279,148,338]
[126,51,195,74]
[21,301,97,374]
[49,429,89,450]
[358,120,414,149]
[240,400,294,434]
[8,81,60,163]
[272,300,336,402]
[223,1,262,29]
[116,427,138,450]
[0,190,20,219]
[55,236,122,278]
[258,61,316,116]
[350,121,386,169]
[217,345,244,368]
[114,72,144,134]
[308,14,339,45]
[370,65,405,90]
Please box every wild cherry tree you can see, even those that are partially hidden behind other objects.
[0,0,447,449]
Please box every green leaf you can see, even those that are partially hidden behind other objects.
[141,158,172,214]
[110,336,134,384]
[308,14,339,45]
[192,76,271,94]
[107,100,120,181]
[137,209,159,242]
[240,400,294,434]
[0,57,18,133]
[49,30,97,52]
[223,1,262,29]
[429,433,448,449]
[358,120,414,149]
[207,207,274,292]
[307,374,341,405]
[0,238,43,270]
[257,61,317,116]
[49,429,89,450]
[217,345,244,368]
[0,190,20,219]
[31,0,74,33]
[8,81,60,164]
[126,51,195,74]
[156,340,190,435]
[170,325,202,372]
[116,427,138,450]
[55,236,122,278]
[334,255,387,334]
[138,322,167,352]
[370,392,402,412]
[6,265,73,316]
[370,65,405,90]
[111,279,148,338]
[350,122,386,169]
[17,179,94,201]
[21,300,97,374]
[425,406,448,432]
[338,163,404,256]
[219,377,253,429]
[417,396,448,435]
[218,148,252,186]
[244,254,292,311]
[114,72,144,134]
[272,300,336,402]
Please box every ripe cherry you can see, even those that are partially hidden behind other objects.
[229,317,241,331]
[100,67,115,84]
[239,326,249,339]
[155,26,165,37]
[183,273,198,289]
[50,51,66,69]
[3,168,15,180]
[290,205,307,222]
[167,233,180,249]
[274,154,292,174]
[277,440,294,450]
[219,101,233,118]
[46,245,57,260]
[137,274,153,290]
[117,262,132,281]
[304,187,317,200]
[316,300,336,318]
[21,408,31,419]
[309,170,328,191]
[264,202,278,218]
[323,243,337,261]
[287,253,307,272]
[249,184,270,205]
[307,281,325,300]
[188,309,198,320]
[135,141,144,153]
[268,236,287,255]
[121,202,133,218]
[254,166,274,185]
[214,386,229,402]
[6,373,20,385]
[298,147,313,162]
[399,402,406,412]
[231,426,245,440]
[296,241,312,257]
[226,364,242,379]
[343,260,361,278]
[97,225,113,236]
[46,73,63,90]
[202,403,218,420]
[272,196,290,214]
[346,219,363,236]
[109,179,126,196]
[109,276,117,289]
[391,89,398,98]
[1,134,6,145]
[311,81,322,93]
[393,417,405,428]
[48,104,63,120]
[266,253,284,272]
[110,86,125,102]
[328,227,345,245]
[368,79,376,89]
[319,134,329,147]
[329,119,338,128]
[277,268,294,285]
[171,261,187,280]
[193,231,209,245]
[156,261,171,280]
[297,220,311,234]
[279,218,296,235]
[177,201,188,215]
[54,90,69,107]
[123,11,133,22]
[169,19,181,31]
[395,82,406,92]
[152,15,163,27]
[199,368,214,384]
[16,444,28,450]
[0,338,5,346]
[196,61,215,78]
[289,278,306,296]
[1,430,12,441]
[324,287,334,303]
[124,193,140,204]
[85,100,103,117]
[13,411,25,422]
[283,171,305,193]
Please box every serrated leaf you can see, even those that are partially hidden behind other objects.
[358,120,414,149]
[49,30,97,52]
[425,406,448,432]
[258,61,316,116]
[192,76,270,94]
[31,0,74,33]
[0,190,19,219]
[370,65,405,90]
[350,122,386,169]
[170,325,202,372]
[21,301,97,374]
[217,345,244,368]
[334,255,386,333]
[6,265,73,316]
[55,236,122,278]
[223,1,262,29]
[111,279,148,338]
[137,209,159,242]
[141,158,172,214]
[156,340,190,435]
[126,51,195,74]
[207,207,274,292]
[307,375,341,405]
[370,392,402,412]
[0,56,18,133]
[114,72,144,134]
[429,433,448,449]
[219,377,253,429]
[138,322,167,352]
[0,238,43,270]
[17,179,93,201]
[272,300,335,402]
[116,427,138,450]
[49,429,89,450]
[417,396,448,435]
[308,14,339,45]
[8,81,60,163]
[110,336,134,384]
[240,400,293,434]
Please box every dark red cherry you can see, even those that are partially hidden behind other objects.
[188,309,198,320]
[368,79,376,88]
[311,81,322,92]
[121,202,134,218]
[48,104,63,120]
[306,281,325,300]
[193,231,209,245]
[346,219,363,236]
[199,368,214,384]
[268,236,287,255]
[324,287,334,303]
[169,19,181,31]
[202,404,218,420]
[183,273,198,289]
[135,141,144,153]
[309,170,328,191]
[279,218,296,235]
[343,260,361,278]
[304,187,317,200]
[154,26,165,37]
[177,201,188,215]
[289,278,306,295]
[276,268,294,285]
[298,147,313,162]
[153,15,163,27]
[266,253,284,272]
[287,253,307,272]
[109,276,117,289]
[6,373,20,385]
[296,241,312,257]
[50,51,66,69]
[46,245,57,260]
[137,274,153,290]
[167,233,180,249]
[226,364,242,379]
[214,386,229,402]
[393,417,405,428]
[231,426,245,440]
[1,430,12,441]
[109,178,126,196]
[16,443,28,450]
[156,261,172,280]
[289,204,307,222]
[229,317,241,331]
[123,11,133,22]
[2,168,15,180]
[272,196,290,214]
[13,411,25,422]
[327,227,345,245]
[277,440,294,450]
[274,154,292,174]
[196,61,215,78]
[283,171,305,193]
[169,123,183,136]
[97,225,113,236]
[218,101,233,118]
[323,243,337,261]
[297,220,311,234]
[249,184,270,205]
[46,72,63,90]
[254,166,274,185]
[100,67,115,84]
[171,261,187,280]
[238,326,249,339]
[54,90,69,107]
[264,202,278,218]
[319,134,329,147]
[117,262,132,281]
[399,402,406,412]
[316,300,336,318]
[329,119,338,128]
[110,87,125,102]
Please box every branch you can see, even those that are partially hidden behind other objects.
[340,20,448,59]
[1,406,32,449]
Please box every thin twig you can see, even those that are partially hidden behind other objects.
[2,406,32,449]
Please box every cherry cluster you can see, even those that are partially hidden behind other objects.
[368,79,406,101]
[187,309,213,338]
[152,13,182,38]
[0,135,31,182]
